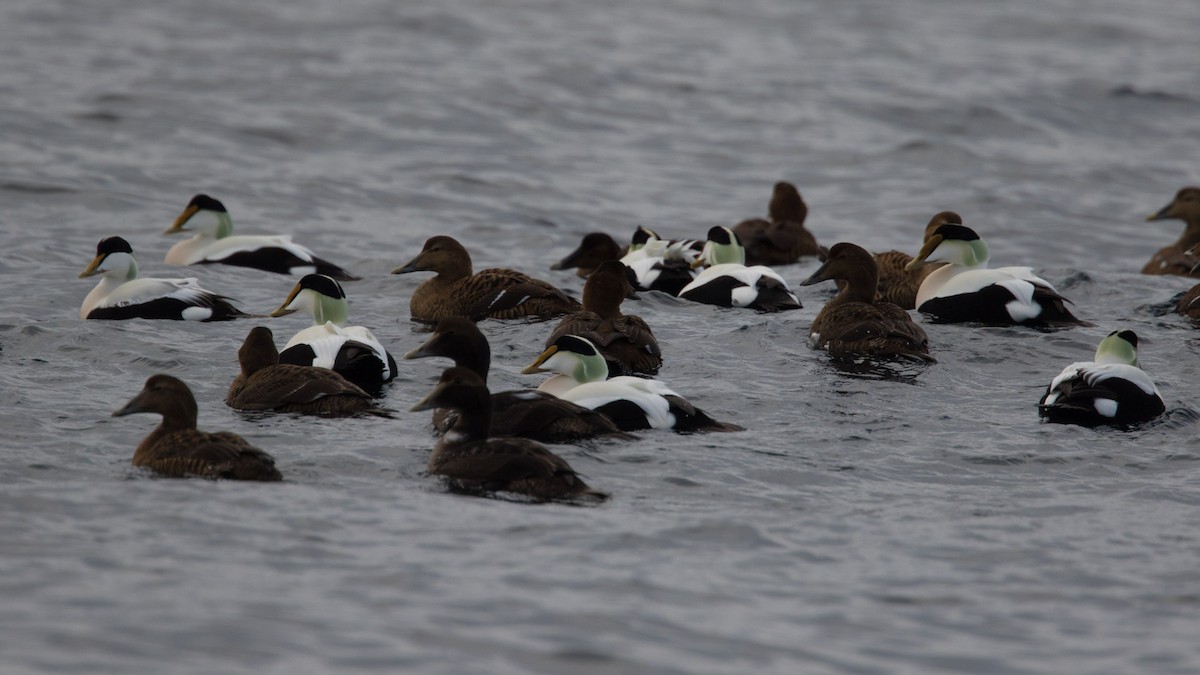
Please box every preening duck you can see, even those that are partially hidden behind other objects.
[731,181,822,266]
[405,317,630,443]
[79,236,247,321]
[873,211,957,309]
[617,226,701,295]
[392,235,582,323]
[113,374,282,481]
[800,242,934,362]
[1143,187,1200,277]
[1039,330,1165,427]
[226,326,393,417]
[905,223,1087,327]
[270,274,397,395]
[165,194,358,280]
[546,259,662,376]
[522,334,742,433]
[550,232,626,278]
[678,226,801,312]
[411,367,609,502]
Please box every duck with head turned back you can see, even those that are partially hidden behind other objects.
[113,374,282,481]
[801,242,934,362]
[405,317,632,443]
[165,194,358,280]
[678,226,801,312]
[618,226,702,295]
[411,367,610,503]
[1039,329,1165,427]
[731,182,823,266]
[392,236,581,323]
[227,326,394,417]
[1143,187,1200,277]
[546,259,662,377]
[873,211,958,309]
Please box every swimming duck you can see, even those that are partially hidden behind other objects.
[873,211,958,309]
[731,181,822,266]
[522,334,743,433]
[546,259,662,376]
[678,226,802,312]
[1175,282,1200,322]
[165,194,358,280]
[113,374,282,481]
[405,317,631,442]
[1143,187,1200,277]
[615,225,703,295]
[226,326,393,417]
[269,274,397,395]
[1039,330,1165,427]
[411,367,609,502]
[392,235,581,323]
[79,236,247,321]
[800,242,934,362]
[905,223,1087,327]
[550,232,626,278]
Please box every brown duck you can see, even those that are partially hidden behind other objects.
[227,326,393,417]
[392,236,581,323]
[731,181,822,266]
[801,242,935,362]
[411,367,610,502]
[113,374,282,481]
[550,232,626,278]
[406,317,631,442]
[874,211,959,309]
[1144,187,1200,277]
[1176,283,1200,321]
[545,260,662,376]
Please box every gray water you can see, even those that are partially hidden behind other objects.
[3,0,1200,672]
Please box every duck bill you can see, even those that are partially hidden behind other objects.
[78,254,105,278]
[164,204,198,234]
[549,247,583,271]
[904,235,943,271]
[1146,203,1175,222]
[520,345,557,374]
[391,253,425,275]
[410,382,448,412]
[799,260,832,287]
[269,285,302,317]
[403,334,439,360]
[112,393,148,417]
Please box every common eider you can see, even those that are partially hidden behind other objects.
[165,194,358,280]
[618,226,702,295]
[873,211,958,309]
[270,273,397,395]
[80,236,247,321]
[678,226,801,312]
[411,367,610,502]
[113,374,282,481]
[392,235,581,323]
[1143,187,1200,277]
[731,181,822,266]
[905,223,1087,327]
[1038,330,1165,427]
[550,232,627,278]
[522,334,743,433]
[801,242,934,362]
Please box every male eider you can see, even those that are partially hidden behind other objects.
[801,242,934,362]
[1038,330,1165,427]
[1143,187,1200,277]
[873,211,958,309]
[113,374,282,481]
[392,235,581,323]
[165,194,358,280]
[618,226,702,295]
[905,223,1087,327]
[270,274,397,395]
[411,367,610,502]
[731,181,822,266]
[677,226,801,312]
[80,236,246,321]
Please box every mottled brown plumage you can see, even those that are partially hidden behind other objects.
[731,182,821,266]
[411,367,609,502]
[405,317,631,442]
[873,211,958,309]
[392,236,581,323]
[1176,282,1200,321]
[1144,187,1200,277]
[801,242,934,362]
[113,374,282,481]
[546,260,661,376]
[550,232,627,278]
[227,326,393,417]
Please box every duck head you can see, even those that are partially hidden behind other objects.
[694,226,746,268]
[905,222,989,270]
[80,236,138,281]
[521,334,610,384]
[165,194,233,238]
[1094,329,1140,367]
[270,273,349,325]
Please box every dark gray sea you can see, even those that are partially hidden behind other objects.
[2,0,1200,672]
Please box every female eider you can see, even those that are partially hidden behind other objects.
[406,317,630,443]
[227,326,393,417]
[1039,330,1165,427]
[1143,187,1200,277]
[165,194,358,280]
[113,374,282,481]
[270,274,397,395]
[905,223,1087,327]
[550,232,626,278]
[731,181,822,266]
[411,367,609,502]
[677,226,801,312]
[873,211,958,309]
[546,259,662,376]
[522,334,742,433]
[618,226,702,295]
[79,236,247,321]
[800,242,934,362]
[392,235,581,323]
